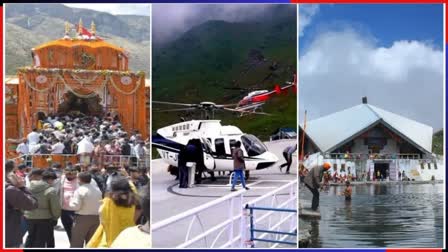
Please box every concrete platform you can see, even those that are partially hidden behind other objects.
[299,200,321,219]
[299,209,321,219]
[152,139,298,248]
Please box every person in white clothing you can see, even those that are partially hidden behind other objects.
[29,142,41,154]
[16,139,29,155]
[134,141,146,162]
[133,141,146,169]
[16,138,31,167]
[27,128,40,152]
[69,172,102,248]
[47,116,57,125]
[77,136,94,154]
[52,130,65,140]
[51,138,65,154]
[77,135,94,166]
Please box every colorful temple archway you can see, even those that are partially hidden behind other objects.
[14,20,148,139]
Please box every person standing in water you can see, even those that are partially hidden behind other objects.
[343,180,352,201]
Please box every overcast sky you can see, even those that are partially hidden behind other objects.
[63,4,150,16]
[152,4,276,44]
[299,4,444,131]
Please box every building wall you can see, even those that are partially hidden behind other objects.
[321,157,443,181]
[380,139,399,154]
[351,138,369,154]
[351,137,399,154]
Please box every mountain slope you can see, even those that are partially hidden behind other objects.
[5,3,150,75]
[6,3,150,42]
[153,5,297,140]
[432,130,443,155]
[6,23,49,75]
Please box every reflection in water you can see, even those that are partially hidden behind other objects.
[300,183,443,248]
[309,219,320,248]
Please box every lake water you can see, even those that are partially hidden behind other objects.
[300,183,444,248]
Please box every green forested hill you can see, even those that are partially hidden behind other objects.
[433,130,443,155]
[152,5,297,140]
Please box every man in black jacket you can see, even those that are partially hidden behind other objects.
[121,138,131,156]
[89,166,106,197]
[5,160,38,248]
[138,167,150,186]
[178,146,188,188]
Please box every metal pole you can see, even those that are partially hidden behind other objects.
[239,194,245,248]
[228,197,235,248]
[289,183,295,234]
[300,110,307,161]
[249,207,255,248]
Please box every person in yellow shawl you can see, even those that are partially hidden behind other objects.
[86,177,139,248]
[111,184,151,248]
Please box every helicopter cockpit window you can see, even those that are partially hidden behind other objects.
[215,138,226,157]
[241,134,267,156]
[229,139,237,149]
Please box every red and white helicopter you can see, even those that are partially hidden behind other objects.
[153,75,296,117]
[229,74,297,116]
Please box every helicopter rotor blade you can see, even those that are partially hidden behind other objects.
[223,107,271,116]
[153,101,198,107]
[214,103,239,108]
[153,108,197,112]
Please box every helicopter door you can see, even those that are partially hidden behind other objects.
[200,138,215,170]
[215,138,236,171]
[213,138,233,172]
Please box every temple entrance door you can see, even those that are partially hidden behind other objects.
[374,162,390,181]
[58,91,104,116]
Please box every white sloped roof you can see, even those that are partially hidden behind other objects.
[301,103,433,153]
[368,104,433,153]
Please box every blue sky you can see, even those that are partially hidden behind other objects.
[300,4,443,52]
[299,4,444,130]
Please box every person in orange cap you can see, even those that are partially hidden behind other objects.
[304,162,331,211]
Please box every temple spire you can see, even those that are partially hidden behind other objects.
[65,21,70,35]
[78,18,83,35]
[90,21,96,35]
[63,21,70,39]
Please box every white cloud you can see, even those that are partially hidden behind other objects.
[299,29,444,130]
[153,4,279,44]
[299,4,319,37]
[63,4,150,16]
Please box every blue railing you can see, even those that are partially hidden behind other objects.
[247,206,297,247]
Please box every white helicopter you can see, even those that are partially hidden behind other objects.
[227,75,297,116]
[152,101,279,177]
